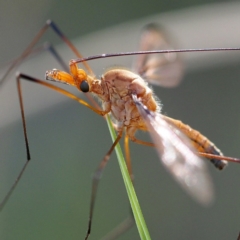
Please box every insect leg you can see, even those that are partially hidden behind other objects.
[198,152,240,164]
[97,134,135,240]
[237,232,240,240]
[98,131,154,239]
[124,134,133,180]
[32,42,69,72]
[3,42,68,73]
[0,20,93,87]
[1,20,100,112]
[126,126,154,147]
[130,137,154,147]
[0,20,100,110]
[0,73,107,211]
[85,131,122,240]
[99,213,134,240]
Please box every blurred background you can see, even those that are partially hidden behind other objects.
[0,1,240,239]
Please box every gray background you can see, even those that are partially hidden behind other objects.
[0,1,240,240]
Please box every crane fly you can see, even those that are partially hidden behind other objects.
[0,21,240,239]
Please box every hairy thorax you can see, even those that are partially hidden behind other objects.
[95,68,160,132]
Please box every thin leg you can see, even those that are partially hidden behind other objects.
[124,134,133,180]
[0,20,117,238]
[0,20,93,87]
[130,136,155,147]
[0,20,100,110]
[0,21,103,210]
[47,21,100,109]
[99,213,134,240]
[0,73,107,211]
[32,42,69,72]
[199,152,240,164]
[4,42,68,73]
[237,232,240,240]
[0,160,28,211]
[0,75,31,211]
[85,132,122,240]
[48,20,94,75]
[17,73,107,116]
[99,134,136,240]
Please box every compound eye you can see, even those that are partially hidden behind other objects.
[80,80,89,92]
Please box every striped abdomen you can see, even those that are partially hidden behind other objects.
[163,116,227,170]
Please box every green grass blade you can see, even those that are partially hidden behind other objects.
[106,114,151,240]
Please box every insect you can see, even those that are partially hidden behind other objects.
[0,21,240,239]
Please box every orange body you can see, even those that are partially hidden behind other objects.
[46,66,227,170]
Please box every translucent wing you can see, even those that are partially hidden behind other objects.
[133,23,183,87]
[132,94,214,205]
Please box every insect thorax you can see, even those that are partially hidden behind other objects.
[98,68,159,128]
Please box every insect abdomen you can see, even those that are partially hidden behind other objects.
[163,116,228,170]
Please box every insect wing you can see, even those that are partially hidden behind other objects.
[133,95,214,205]
[133,23,183,87]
